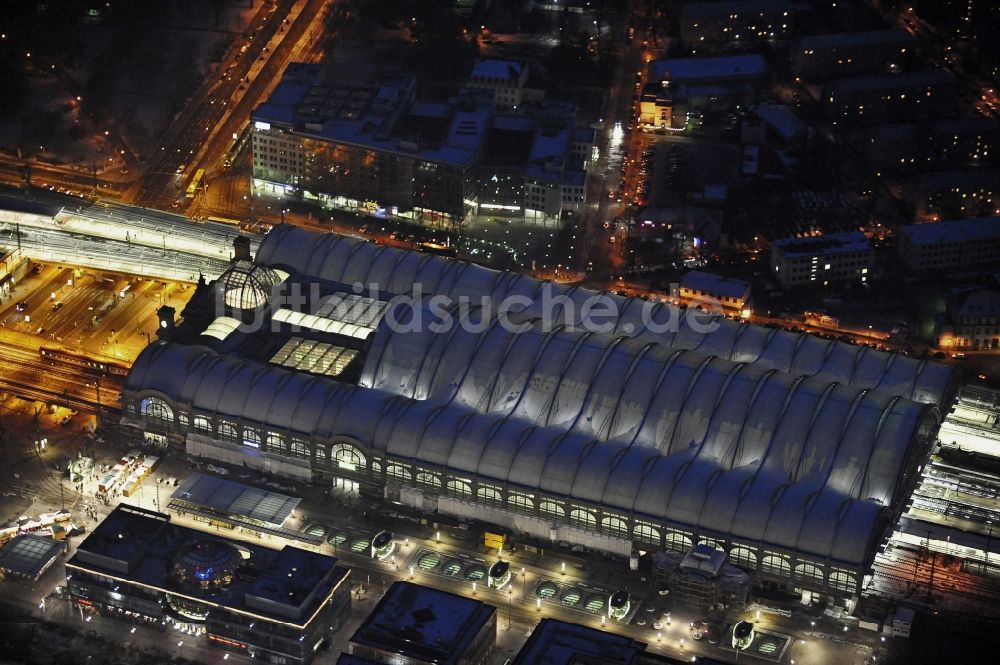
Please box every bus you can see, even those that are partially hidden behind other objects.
[40,347,130,378]
[185,168,205,199]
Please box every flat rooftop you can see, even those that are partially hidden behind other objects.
[471,59,524,81]
[681,271,750,300]
[650,55,768,83]
[69,504,346,626]
[511,618,648,665]
[350,581,495,664]
[900,217,1000,246]
[773,231,871,257]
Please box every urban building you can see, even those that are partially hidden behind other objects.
[936,289,1000,353]
[251,63,591,226]
[679,0,795,46]
[792,29,916,80]
[770,231,874,289]
[121,226,959,602]
[652,545,751,608]
[466,59,529,112]
[641,55,770,127]
[902,170,1000,220]
[897,217,1000,275]
[511,618,677,665]
[347,582,496,665]
[65,504,351,664]
[853,117,1000,174]
[822,70,959,123]
[678,270,751,316]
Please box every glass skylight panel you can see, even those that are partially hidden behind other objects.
[269,337,358,377]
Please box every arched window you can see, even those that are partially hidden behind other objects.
[601,516,629,539]
[761,555,792,577]
[698,538,724,551]
[476,486,502,504]
[242,430,261,449]
[193,416,212,433]
[315,446,328,462]
[795,563,825,585]
[539,500,565,519]
[569,508,597,530]
[178,413,190,429]
[386,465,410,481]
[331,443,366,470]
[289,437,309,459]
[218,422,239,443]
[140,397,173,424]
[447,480,472,497]
[829,570,856,593]
[665,531,693,553]
[416,472,442,489]
[729,545,758,570]
[507,493,535,513]
[633,523,661,545]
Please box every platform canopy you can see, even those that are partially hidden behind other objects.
[170,472,300,527]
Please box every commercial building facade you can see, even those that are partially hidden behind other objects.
[252,63,591,227]
[66,504,351,664]
[770,232,874,289]
[347,582,496,665]
[121,226,957,602]
[936,289,1000,353]
[678,270,751,316]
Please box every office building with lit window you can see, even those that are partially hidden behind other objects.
[252,63,591,227]
[65,504,351,664]
[122,225,957,603]
[770,232,875,289]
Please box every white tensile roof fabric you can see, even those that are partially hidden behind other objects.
[256,225,956,405]
[125,227,956,570]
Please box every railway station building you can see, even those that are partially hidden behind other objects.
[121,226,959,604]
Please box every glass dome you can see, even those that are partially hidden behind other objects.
[216,260,283,310]
[171,539,243,593]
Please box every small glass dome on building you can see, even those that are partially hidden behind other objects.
[171,539,243,593]
[216,260,284,310]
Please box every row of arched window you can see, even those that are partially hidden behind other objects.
[134,394,858,594]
